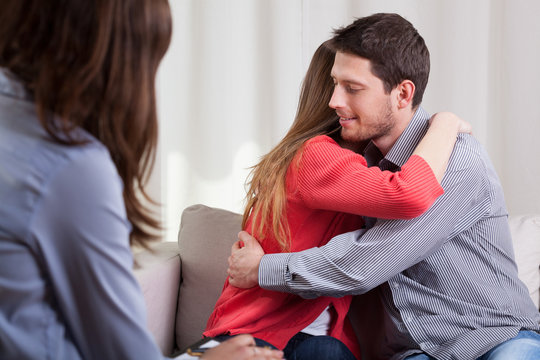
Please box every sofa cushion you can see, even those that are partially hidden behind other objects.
[176,204,242,351]
[509,214,540,309]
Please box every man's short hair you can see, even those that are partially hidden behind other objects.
[330,13,430,108]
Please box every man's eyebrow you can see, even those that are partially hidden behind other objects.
[345,79,367,87]
[331,74,367,87]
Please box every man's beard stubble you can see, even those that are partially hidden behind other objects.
[339,100,395,152]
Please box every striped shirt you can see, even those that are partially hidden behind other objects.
[259,107,540,360]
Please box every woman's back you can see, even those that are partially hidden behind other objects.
[0,69,161,359]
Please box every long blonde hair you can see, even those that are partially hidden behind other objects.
[243,41,340,251]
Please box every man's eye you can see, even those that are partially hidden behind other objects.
[346,86,359,94]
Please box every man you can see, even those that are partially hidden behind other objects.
[228,13,540,360]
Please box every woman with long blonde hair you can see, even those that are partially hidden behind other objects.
[204,41,469,359]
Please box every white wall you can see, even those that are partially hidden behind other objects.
[151,0,540,242]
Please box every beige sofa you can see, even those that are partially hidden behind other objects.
[133,204,540,357]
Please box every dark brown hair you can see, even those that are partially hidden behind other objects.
[243,41,340,250]
[0,0,172,247]
[330,13,430,108]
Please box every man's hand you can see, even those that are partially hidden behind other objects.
[227,231,265,288]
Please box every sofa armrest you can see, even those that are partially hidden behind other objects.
[133,241,181,356]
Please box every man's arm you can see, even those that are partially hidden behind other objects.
[230,136,491,297]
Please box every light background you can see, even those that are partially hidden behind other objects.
[151,0,540,242]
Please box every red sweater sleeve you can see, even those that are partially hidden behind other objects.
[296,136,444,219]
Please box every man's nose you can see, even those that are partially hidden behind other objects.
[328,87,343,110]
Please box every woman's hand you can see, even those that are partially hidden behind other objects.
[430,111,473,134]
[414,111,473,183]
[201,334,283,360]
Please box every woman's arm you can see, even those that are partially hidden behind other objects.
[295,113,470,220]
[412,112,472,182]
[296,136,441,219]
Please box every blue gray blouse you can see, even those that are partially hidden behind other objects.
[0,69,164,359]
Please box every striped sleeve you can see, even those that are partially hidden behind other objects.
[260,136,487,297]
[297,136,443,219]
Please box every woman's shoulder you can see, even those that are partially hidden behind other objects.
[302,135,343,156]
[302,135,362,159]
[304,134,339,147]
[0,119,118,243]
[35,130,114,192]
[296,134,367,171]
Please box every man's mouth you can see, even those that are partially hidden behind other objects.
[338,115,357,126]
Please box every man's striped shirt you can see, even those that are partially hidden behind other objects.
[259,107,540,359]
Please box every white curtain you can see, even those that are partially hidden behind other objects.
[151,0,540,242]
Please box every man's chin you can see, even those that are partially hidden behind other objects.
[339,132,370,152]
[341,129,368,143]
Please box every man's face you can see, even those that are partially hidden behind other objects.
[329,52,398,144]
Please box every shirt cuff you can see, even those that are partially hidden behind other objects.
[258,252,292,292]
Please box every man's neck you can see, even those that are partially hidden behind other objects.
[371,107,416,156]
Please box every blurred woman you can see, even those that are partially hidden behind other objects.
[0,1,282,359]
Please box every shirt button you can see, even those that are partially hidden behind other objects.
[406,316,412,322]
[393,282,399,289]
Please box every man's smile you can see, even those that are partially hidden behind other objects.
[338,114,358,127]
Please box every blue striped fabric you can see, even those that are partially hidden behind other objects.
[259,107,540,359]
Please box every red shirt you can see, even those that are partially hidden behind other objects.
[204,135,443,358]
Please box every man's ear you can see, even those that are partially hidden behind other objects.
[395,80,415,109]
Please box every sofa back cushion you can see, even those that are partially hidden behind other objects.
[509,214,540,309]
[176,204,241,351]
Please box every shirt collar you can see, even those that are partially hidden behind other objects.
[0,68,32,101]
[364,106,431,169]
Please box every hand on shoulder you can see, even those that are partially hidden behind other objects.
[430,111,472,134]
